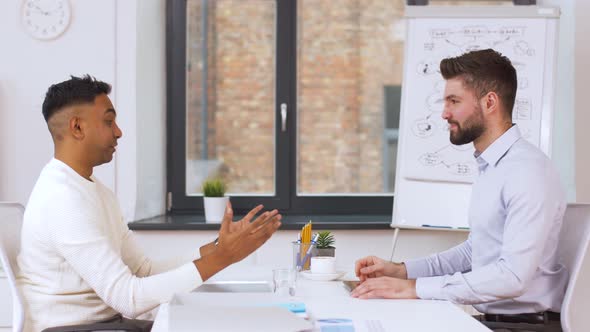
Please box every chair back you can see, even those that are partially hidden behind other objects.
[559,204,590,332]
[0,202,25,332]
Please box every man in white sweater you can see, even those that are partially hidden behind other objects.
[16,75,282,332]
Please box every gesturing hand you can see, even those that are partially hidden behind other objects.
[351,276,417,300]
[215,202,282,265]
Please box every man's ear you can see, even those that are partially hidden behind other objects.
[481,91,500,115]
[69,116,85,140]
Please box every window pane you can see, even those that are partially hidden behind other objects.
[297,0,405,195]
[186,0,276,196]
[296,0,508,195]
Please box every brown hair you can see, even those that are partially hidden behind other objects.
[440,49,517,117]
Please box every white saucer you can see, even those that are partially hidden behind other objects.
[300,270,346,281]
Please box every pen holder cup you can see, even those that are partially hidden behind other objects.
[292,241,317,271]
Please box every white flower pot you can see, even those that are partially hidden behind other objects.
[204,196,229,223]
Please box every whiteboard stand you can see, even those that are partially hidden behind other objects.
[389,227,400,261]
[388,225,469,262]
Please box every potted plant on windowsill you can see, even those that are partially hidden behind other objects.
[202,178,228,224]
[315,231,335,257]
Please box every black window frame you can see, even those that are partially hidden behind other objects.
[167,0,393,216]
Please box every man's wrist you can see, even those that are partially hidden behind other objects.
[209,243,234,266]
[199,238,219,257]
[406,279,418,299]
[193,248,231,282]
[398,262,408,279]
[391,262,408,279]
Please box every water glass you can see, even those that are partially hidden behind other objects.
[272,268,297,296]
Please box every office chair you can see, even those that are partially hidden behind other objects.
[486,204,590,332]
[0,202,143,332]
[0,203,25,332]
[558,204,590,332]
[477,204,590,332]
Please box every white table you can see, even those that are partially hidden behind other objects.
[151,266,491,332]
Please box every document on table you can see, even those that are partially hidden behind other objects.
[168,305,313,332]
[193,280,272,293]
[315,318,386,332]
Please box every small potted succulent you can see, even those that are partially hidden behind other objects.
[315,231,335,257]
[202,178,228,224]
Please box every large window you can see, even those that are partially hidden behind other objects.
[167,0,501,216]
[184,0,277,197]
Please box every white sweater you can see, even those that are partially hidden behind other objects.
[16,159,202,332]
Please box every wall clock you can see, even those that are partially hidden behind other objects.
[22,0,71,40]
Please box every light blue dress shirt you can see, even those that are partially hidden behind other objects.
[405,125,568,314]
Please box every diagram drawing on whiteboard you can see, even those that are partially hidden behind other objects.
[401,18,547,184]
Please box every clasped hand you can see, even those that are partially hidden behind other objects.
[352,255,417,299]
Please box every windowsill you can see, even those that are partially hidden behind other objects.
[128,214,392,231]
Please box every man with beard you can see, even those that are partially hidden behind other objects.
[352,49,566,331]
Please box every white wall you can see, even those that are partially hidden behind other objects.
[113,0,139,222]
[135,0,167,220]
[112,0,168,222]
[0,0,167,221]
[537,0,589,203]
[539,0,576,202]
[0,0,118,204]
[133,228,469,272]
[573,0,590,202]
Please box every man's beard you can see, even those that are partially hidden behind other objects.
[448,107,485,145]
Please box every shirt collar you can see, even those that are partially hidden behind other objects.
[475,124,521,169]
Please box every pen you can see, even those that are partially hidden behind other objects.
[421,224,453,229]
[297,233,319,271]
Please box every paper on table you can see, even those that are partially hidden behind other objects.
[193,281,272,293]
[169,305,313,332]
[315,318,387,332]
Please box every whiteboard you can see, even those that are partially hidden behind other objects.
[392,6,559,230]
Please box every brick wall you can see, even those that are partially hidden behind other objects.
[187,0,405,194]
[297,0,404,193]
[188,0,275,194]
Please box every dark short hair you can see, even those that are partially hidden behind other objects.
[42,75,111,122]
[440,49,517,117]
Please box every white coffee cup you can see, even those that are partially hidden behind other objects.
[311,256,336,274]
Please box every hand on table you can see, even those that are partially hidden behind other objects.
[351,276,418,300]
